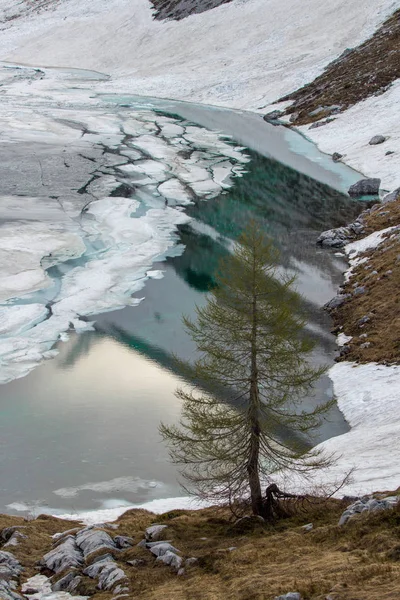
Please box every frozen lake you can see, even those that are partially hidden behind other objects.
[0,63,364,516]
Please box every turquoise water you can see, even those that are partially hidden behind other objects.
[0,102,363,516]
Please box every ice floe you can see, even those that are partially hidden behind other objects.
[0,65,249,384]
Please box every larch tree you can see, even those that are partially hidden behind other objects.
[160,222,332,520]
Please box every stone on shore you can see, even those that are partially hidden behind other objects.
[348,178,380,197]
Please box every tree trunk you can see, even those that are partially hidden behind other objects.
[247,402,263,516]
[247,247,263,517]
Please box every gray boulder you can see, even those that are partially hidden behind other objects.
[348,178,380,197]
[0,582,24,600]
[382,187,400,204]
[0,552,23,577]
[52,572,82,593]
[75,528,117,558]
[145,524,168,542]
[114,536,134,549]
[83,556,115,578]
[1,527,27,543]
[317,226,351,248]
[324,294,351,310]
[150,543,180,558]
[263,110,283,123]
[332,152,343,162]
[4,532,27,548]
[42,537,83,573]
[156,551,183,570]
[369,135,386,145]
[97,563,128,591]
[127,559,145,567]
[353,286,366,295]
[274,593,301,600]
[52,528,80,542]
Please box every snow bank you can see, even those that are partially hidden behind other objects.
[314,362,400,495]
[299,80,400,191]
[57,496,210,525]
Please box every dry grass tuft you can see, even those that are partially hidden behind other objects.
[2,497,400,599]
[279,9,400,126]
[328,198,400,364]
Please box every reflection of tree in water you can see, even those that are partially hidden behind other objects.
[170,150,362,294]
[96,321,309,451]
[57,330,102,369]
[187,150,361,238]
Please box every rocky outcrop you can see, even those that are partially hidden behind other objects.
[338,495,399,526]
[369,135,386,145]
[348,178,380,197]
[0,551,24,600]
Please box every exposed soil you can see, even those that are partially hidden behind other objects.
[279,9,400,126]
[3,496,400,600]
[328,197,400,365]
[149,0,234,21]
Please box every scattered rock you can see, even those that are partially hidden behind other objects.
[0,552,24,600]
[369,135,386,145]
[127,559,145,567]
[317,226,351,248]
[113,583,130,595]
[309,105,342,117]
[149,542,180,558]
[1,527,27,543]
[52,528,81,542]
[309,117,335,129]
[382,187,400,204]
[177,568,185,576]
[98,564,128,591]
[348,178,380,197]
[83,556,115,579]
[114,536,134,549]
[353,286,366,295]
[4,531,28,547]
[338,495,400,526]
[0,551,24,576]
[324,294,351,310]
[274,593,302,600]
[263,110,283,123]
[301,523,313,532]
[155,551,183,570]
[52,571,82,593]
[75,527,118,558]
[185,557,198,567]
[145,524,168,542]
[385,150,395,155]
[42,537,83,574]
[332,152,343,162]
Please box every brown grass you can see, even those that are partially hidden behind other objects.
[3,496,400,600]
[279,10,400,126]
[328,198,400,364]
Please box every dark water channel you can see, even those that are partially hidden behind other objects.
[0,104,364,516]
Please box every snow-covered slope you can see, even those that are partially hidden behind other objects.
[0,0,396,109]
[0,0,399,187]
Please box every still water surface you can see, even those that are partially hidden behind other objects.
[0,98,363,516]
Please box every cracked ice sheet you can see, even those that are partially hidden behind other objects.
[0,69,249,384]
[0,205,190,384]
[0,221,86,302]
